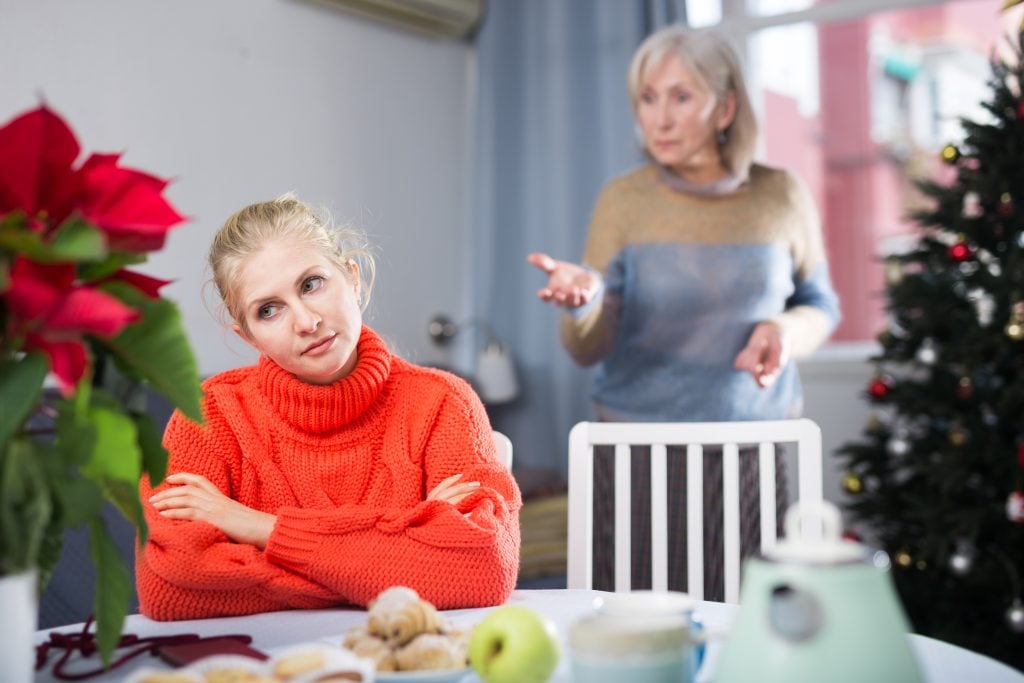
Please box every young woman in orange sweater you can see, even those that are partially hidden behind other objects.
[136,195,521,620]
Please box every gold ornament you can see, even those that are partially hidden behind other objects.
[940,144,960,164]
[895,551,913,568]
[949,427,968,446]
[884,257,903,285]
[842,473,863,494]
[1007,321,1024,341]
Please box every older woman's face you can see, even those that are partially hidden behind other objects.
[635,52,731,179]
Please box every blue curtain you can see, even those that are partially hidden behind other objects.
[471,1,683,481]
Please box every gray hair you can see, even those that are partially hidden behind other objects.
[627,25,758,180]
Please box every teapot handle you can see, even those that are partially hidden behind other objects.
[784,500,842,544]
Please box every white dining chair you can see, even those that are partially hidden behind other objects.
[492,430,513,470]
[566,418,824,603]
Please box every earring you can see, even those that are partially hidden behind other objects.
[717,129,727,145]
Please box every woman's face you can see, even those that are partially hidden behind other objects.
[232,238,362,385]
[635,52,733,179]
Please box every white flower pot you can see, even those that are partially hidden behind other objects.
[0,569,38,683]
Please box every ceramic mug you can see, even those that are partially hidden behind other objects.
[569,591,705,683]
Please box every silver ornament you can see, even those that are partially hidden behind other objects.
[948,543,975,577]
[916,342,937,366]
[1007,600,1024,633]
[887,437,910,456]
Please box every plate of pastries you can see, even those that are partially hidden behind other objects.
[128,587,473,683]
[340,586,473,682]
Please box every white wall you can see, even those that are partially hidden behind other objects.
[798,343,878,507]
[0,0,472,374]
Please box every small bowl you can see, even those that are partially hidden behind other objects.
[592,590,697,618]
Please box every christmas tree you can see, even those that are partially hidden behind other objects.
[837,24,1024,671]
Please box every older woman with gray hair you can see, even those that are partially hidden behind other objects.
[528,25,839,599]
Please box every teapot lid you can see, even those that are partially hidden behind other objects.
[763,500,864,565]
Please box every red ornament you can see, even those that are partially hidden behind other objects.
[948,241,973,262]
[1018,443,1024,469]
[1008,491,1024,524]
[1018,101,1024,119]
[955,377,973,401]
[868,375,894,400]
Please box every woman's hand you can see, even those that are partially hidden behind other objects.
[527,252,601,309]
[427,473,480,506]
[734,321,790,388]
[149,473,276,549]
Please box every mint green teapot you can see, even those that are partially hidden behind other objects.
[715,500,923,683]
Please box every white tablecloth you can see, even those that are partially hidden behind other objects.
[34,588,1024,682]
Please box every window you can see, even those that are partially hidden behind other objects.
[722,0,1022,342]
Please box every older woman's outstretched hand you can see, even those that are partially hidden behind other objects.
[527,252,602,309]
[149,473,277,549]
[734,321,790,388]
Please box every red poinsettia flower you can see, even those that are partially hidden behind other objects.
[78,153,186,252]
[104,268,173,299]
[0,105,185,250]
[0,105,81,231]
[5,257,139,394]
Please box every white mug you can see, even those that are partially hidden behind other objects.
[569,591,705,683]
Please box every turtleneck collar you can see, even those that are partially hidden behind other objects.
[256,325,392,434]
[655,163,745,196]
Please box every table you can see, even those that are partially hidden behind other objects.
[34,589,1024,682]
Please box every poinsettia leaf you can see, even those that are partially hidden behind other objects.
[133,411,167,487]
[0,218,106,263]
[99,280,203,424]
[0,352,48,447]
[89,517,133,665]
[0,438,53,575]
[79,403,141,483]
[55,398,98,468]
[46,217,108,261]
[57,475,104,528]
[78,251,147,282]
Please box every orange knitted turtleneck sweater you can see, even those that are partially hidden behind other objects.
[136,326,521,621]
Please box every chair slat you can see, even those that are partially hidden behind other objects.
[759,442,777,554]
[686,444,704,600]
[614,443,631,592]
[650,443,668,592]
[723,443,740,604]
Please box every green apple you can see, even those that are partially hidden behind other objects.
[469,605,561,683]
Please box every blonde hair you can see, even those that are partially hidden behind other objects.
[208,193,376,334]
[627,25,758,181]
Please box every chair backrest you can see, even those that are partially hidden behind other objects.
[492,430,513,470]
[567,419,823,602]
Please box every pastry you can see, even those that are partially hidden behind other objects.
[272,650,327,679]
[366,587,443,646]
[342,627,397,671]
[394,633,467,671]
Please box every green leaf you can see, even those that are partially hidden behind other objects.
[0,352,48,447]
[99,281,204,424]
[79,403,141,484]
[89,518,133,665]
[47,218,108,261]
[0,438,53,574]
[78,251,148,282]
[0,217,107,263]
[133,412,168,487]
[0,253,9,292]
[56,476,104,528]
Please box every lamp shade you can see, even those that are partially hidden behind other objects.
[475,342,519,404]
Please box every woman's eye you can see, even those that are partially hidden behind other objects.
[258,304,278,320]
[640,92,656,105]
[675,92,689,103]
[302,276,324,293]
